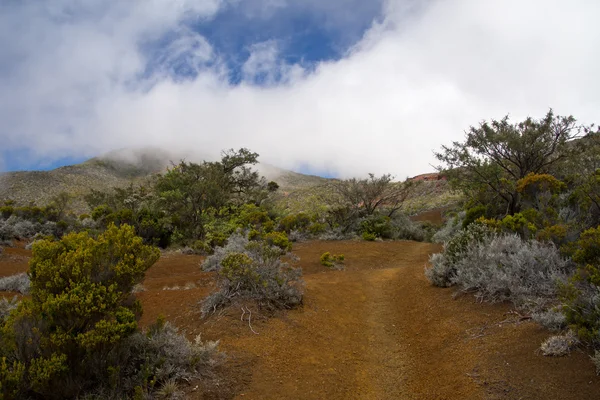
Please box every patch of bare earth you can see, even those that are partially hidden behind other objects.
[2,241,599,399]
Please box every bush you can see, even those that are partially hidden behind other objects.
[0,297,19,322]
[390,214,425,241]
[0,273,30,294]
[317,228,352,241]
[202,233,249,272]
[532,308,567,332]
[278,213,310,233]
[65,319,219,399]
[359,215,393,239]
[560,226,600,343]
[362,232,377,241]
[463,205,487,228]
[591,350,600,375]
[425,222,494,287]
[451,234,572,311]
[201,240,304,316]
[431,211,465,244]
[0,224,161,399]
[539,331,578,356]
[307,222,327,236]
[320,252,345,270]
[263,231,292,252]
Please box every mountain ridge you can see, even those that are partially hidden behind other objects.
[0,148,333,211]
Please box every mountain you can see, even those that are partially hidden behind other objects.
[0,148,333,212]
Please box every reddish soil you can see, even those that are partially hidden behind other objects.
[2,241,600,399]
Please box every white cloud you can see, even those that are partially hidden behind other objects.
[1,0,599,178]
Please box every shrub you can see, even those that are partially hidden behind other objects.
[359,215,393,239]
[0,296,19,322]
[463,205,487,228]
[0,273,30,294]
[0,206,14,219]
[591,350,600,375]
[532,308,568,332]
[390,214,425,241]
[431,211,465,244]
[425,222,494,287]
[0,356,24,400]
[362,232,376,241]
[539,331,578,356]
[190,240,211,255]
[320,252,345,270]
[201,240,303,316]
[560,226,600,343]
[202,233,249,272]
[0,224,161,399]
[278,213,310,233]
[451,234,572,311]
[263,231,292,252]
[65,319,220,399]
[307,222,327,236]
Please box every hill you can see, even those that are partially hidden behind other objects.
[0,148,334,213]
[0,148,461,216]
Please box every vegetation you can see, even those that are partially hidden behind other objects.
[435,110,581,217]
[430,110,600,371]
[201,233,303,317]
[0,273,30,294]
[0,224,219,399]
[4,111,599,382]
[320,252,345,270]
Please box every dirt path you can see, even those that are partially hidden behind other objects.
[2,241,600,399]
[181,241,600,399]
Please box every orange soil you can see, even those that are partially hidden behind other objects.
[2,241,600,399]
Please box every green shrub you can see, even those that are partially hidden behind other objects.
[560,226,600,343]
[0,206,14,219]
[206,231,228,248]
[191,240,212,255]
[359,215,393,239]
[91,205,112,221]
[219,253,263,287]
[78,213,90,221]
[263,231,292,252]
[237,204,272,229]
[278,213,311,233]
[362,232,377,241]
[248,229,261,241]
[0,224,160,399]
[462,205,487,228]
[0,356,24,399]
[320,252,345,269]
[307,222,327,235]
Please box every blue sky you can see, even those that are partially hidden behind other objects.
[0,1,599,178]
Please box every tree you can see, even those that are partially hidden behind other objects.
[154,148,267,240]
[0,224,160,399]
[329,174,415,232]
[436,110,581,216]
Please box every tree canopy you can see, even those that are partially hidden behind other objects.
[436,110,582,216]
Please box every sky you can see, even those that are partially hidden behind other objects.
[0,0,599,178]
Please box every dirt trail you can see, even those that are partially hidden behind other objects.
[2,241,600,399]
[197,241,600,399]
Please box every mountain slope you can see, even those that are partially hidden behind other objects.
[0,149,333,212]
